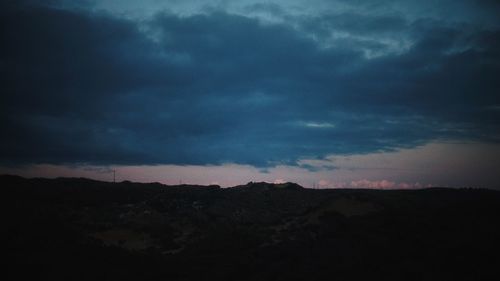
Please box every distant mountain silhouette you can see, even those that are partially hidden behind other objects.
[233,181,304,190]
[3,175,500,281]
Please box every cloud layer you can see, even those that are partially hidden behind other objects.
[1,0,499,167]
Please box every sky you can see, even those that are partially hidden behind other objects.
[1,0,499,188]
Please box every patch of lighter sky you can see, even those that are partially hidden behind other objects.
[2,142,499,189]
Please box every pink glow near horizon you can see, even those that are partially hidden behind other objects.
[1,142,499,189]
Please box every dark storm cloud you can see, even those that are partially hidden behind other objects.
[0,1,499,167]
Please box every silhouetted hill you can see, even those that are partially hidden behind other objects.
[3,175,500,281]
[233,181,304,190]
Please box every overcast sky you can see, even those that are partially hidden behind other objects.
[1,0,499,188]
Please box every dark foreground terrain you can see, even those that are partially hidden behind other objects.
[3,175,500,280]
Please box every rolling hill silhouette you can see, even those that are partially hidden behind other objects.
[3,175,500,280]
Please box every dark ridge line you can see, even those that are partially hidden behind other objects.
[1,174,497,191]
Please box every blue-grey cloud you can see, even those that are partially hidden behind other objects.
[0,0,499,167]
